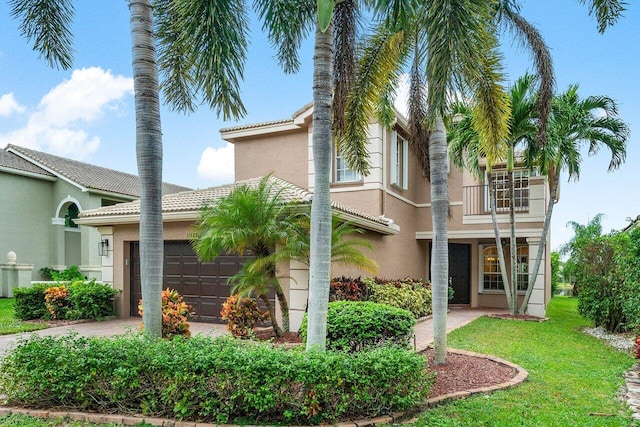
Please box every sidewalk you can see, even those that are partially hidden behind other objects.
[0,307,505,356]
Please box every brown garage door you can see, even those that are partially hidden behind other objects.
[131,241,255,323]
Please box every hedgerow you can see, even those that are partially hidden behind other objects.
[13,280,118,321]
[299,300,415,352]
[329,277,433,318]
[0,334,431,424]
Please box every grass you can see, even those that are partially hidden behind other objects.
[0,298,47,335]
[413,297,636,426]
[0,414,152,426]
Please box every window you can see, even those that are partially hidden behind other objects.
[65,204,79,229]
[390,130,409,189]
[335,150,361,183]
[482,245,528,292]
[487,169,532,211]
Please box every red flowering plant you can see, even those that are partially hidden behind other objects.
[138,288,195,339]
[44,285,70,319]
[220,294,269,339]
[635,333,640,360]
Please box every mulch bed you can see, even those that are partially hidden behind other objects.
[488,313,549,322]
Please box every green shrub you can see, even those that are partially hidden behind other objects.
[363,277,432,318]
[66,280,118,320]
[299,301,416,352]
[50,266,86,281]
[0,334,431,424]
[574,229,640,332]
[13,284,49,320]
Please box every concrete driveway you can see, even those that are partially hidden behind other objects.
[0,307,506,356]
[0,318,228,356]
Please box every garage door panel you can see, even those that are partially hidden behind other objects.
[131,241,265,323]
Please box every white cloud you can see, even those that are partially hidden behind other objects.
[197,143,235,185]
[0,67,133,159]
[0,93,25,117]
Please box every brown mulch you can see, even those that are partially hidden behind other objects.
[252,330,519,399]
[423,348,518,398]
[488,313,549,322]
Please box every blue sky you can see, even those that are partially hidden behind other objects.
[0,1,638,250]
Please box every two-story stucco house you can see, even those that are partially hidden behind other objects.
[0,144,189,288]
[78,104,552,330]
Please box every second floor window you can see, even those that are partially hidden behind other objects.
[487,168,533,211]
[390,130,408,189]
[335,151,361,183]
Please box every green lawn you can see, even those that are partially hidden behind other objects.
[0,414,151,427]
[413,297,636,426]
[0,298,47,335]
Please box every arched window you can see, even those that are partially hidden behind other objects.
[65,204,79,228]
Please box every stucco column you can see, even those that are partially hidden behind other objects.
[50,218,66,270]
[79,225,102,280]
[288,259,310,332]
[526,236,546,317]
[97,227,115,286]
[0,252,34,297]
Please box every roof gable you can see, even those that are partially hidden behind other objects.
[5,144,190,197]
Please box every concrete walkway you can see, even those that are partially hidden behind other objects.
[0,307,506,356]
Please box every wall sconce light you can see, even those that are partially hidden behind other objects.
[99,239,109,257]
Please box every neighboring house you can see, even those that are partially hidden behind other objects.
[0,144,189,283]
[78,104,553,329]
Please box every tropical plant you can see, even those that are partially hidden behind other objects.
[519,84,629,313]
[220,294,269,339]
[449,73,538,314]
[138,288,194,339]
[193,176,296,335]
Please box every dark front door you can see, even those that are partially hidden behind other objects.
[448,243,471,304]
[130,241,255,323]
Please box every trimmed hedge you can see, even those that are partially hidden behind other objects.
[330,277,433,318]
[0,334,431,424]
[13,284,49,320]
[13,280,117,321]
[299,301,416,352]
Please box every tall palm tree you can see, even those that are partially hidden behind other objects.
[192,177,292,335]
[449,74,538,314]
[12,0,251,337]
[341,2,512,364]
[519,84,628,313]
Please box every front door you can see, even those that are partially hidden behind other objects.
[449,243,471,304]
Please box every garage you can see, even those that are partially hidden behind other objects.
[130,241,255,323]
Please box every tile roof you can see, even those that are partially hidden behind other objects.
[0,149,54,177]
[79,176,393,228]
[5,144,190,197]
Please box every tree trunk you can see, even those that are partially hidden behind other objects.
[306,22,333,351]
[508,169,518,314]
[490,178,514,312]
[130,0,163,338]
[259,293,282,336]
[519,172,559,314]
[273,283,290,333]
[430,116,449,365]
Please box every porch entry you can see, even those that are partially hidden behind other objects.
[430,242,471,305]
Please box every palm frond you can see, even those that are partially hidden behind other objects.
[333,0,359,134]
[253,0,315,73]
[10,0,75,69]
[154,0,249,120]
[579,0,627,33]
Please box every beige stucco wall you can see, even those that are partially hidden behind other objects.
[234,132,308,188]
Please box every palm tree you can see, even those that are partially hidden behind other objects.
[519,84,628,313]
[449,74,538,314]
[341,3,512,364]
[192,177,292,335]
[12,0,251,337]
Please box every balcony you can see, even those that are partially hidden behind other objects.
[463,184,530,216]
[462,175,547,224]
